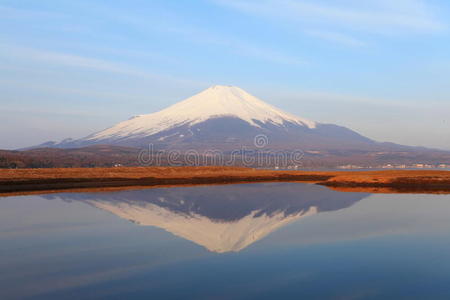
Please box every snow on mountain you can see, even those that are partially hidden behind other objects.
[29,84,385,151]
[86,199,317,253]
[85,85,316,141]
[43,183,368,252]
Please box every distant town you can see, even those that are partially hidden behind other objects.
[337,163,450,170]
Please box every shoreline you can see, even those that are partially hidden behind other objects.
[1,166,449,196]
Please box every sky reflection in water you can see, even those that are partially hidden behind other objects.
[1,183,450,299]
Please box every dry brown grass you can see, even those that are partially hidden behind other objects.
[0,167,449,195]
[0,166,257,181]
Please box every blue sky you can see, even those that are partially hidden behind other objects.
[0,0,449,149]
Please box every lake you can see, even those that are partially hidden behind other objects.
[1,183,450,299]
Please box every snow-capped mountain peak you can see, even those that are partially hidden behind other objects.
[168,85,316,128]
[86,85,316,141]
[87,199,318,253]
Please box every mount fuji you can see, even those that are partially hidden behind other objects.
[44,183,369,253]
[47,85,392,152]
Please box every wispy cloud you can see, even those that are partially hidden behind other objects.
[74,2,306,66]
[164,25,307,65]
[1,44,143,75]
[0,5,65,20]
[304,30,367,47]
[214,0,446,45]
[1,2,306,66]
[0,44,205,86]
[215,0,446,33]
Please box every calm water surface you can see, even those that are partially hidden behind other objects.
[1,183,450,299]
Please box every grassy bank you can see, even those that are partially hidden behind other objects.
[0,167,449,196]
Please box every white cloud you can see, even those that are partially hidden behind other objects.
[304,30,366,47]
[0,5,65,20]
[165,25,307,65]
[75,2,307,66]
[214,0,447,42]
[1,44,146,75]
[0,44,205,87]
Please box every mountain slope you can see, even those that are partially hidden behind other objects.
[45,183,369,252]
[87,85,317,142]
[48,85,382,151]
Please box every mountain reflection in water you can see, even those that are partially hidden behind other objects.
[44,183,370,253]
